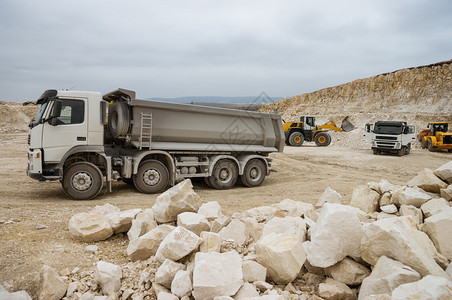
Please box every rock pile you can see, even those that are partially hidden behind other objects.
[9,162,451,299]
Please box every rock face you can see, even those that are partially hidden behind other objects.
[422,209,452,260]
[68,213,113,242]
[192,251,243,300]
[315,187,342,208]
[391,275,452,300]
[349,185,380,213]
[358,256,421,300]
[127,224,175,261]
[325,257,370,285]
[408,168,448,193]
[434,161,452,184]
[255,233,305,284]
[262,216,306,242]
[156,226,203,262]
[305,204,363,268]
[152,179,202,223]
[95,261,122,296]
[392,187,432,207]
[361,216,447,277]
[39,265,68,300]
[177,212,210,236]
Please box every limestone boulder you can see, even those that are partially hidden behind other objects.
[200,231,221,253]
[219,219,247,245]
[127,224,175,261]
[39,265,68,300]
[407,168,448,193]
[421,198,451,218]
[135,208,158,233]
[399,205,423,225]
[107,208,142,234]
[440,185,452,201]
[242,206,277,223]
[391,275,452,300]
[262,216,306,242]
[447,263,452,281]
[177,212,210,236]
[242,260,267,283]
[422,209,452,260]
[156,226,203,262]
[0,285,31,300]
[127,218,148,241]
[378,179,402,194]
[318,278,355,300]
[325,257,370,285]
[379,204,397,214]
[192,251,243,300]
[255,233,305,284]
[157,292,179,300]
[378,192,392,207]
[171,270,192,298]
[68,213,113,242]
[90,203,120,215]
[434,161,452,184]
[211,215,231,233]
[358,256,421,300]
[198,201,222,221]
[152,179,202,223]
[305,204,363,268]
[94,261,122,296]
[233,282,260,299]
[349,185,380,213]
[272,199,316,218]
[315,187,342,208]
[241,217,264,242]
[155,259,185,289]
[392,187,432,208]
[361,216,447,277]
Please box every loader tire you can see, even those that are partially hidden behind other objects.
[208,159,238,190]
[315,132,331,146]
[62,162,103,200]
[239,159,266,187]
[134,160,169,194]
[289,132,304,146]
[428,140,435,152]
[108,101,130,138]
[421,140,427,149]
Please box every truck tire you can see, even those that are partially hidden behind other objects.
[289,132,304,146]
[208,159,238,190]
[404,143,411,155]
[239,159,266,187]
[134,160,169,194]
[62,162,103,200]
[108,101,130,138]
[397,148,404,156]
[372,149,379,155]
[314,132,331,146]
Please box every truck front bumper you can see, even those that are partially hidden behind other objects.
[27,149,62,181]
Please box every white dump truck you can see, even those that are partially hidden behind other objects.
[364,121,416,156]
[26,88,284,200]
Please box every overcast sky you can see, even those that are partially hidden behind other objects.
[1,0,451,101]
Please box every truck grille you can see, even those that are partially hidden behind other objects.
[376,142,397,149]
[376,135,397,140]
[444,135,452,145]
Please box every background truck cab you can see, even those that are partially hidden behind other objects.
[364,121,416,156]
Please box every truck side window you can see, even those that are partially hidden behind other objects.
[54,99,84,125]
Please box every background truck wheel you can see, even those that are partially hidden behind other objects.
[62,162,103,200]
[314,132,331,146]
[208,159,238,190]
[108,101,130,138]
[134,160,169,194]
[372,149,379,155]
[240,159,266,187]
[289,132,304,146]
[404,144,411,155]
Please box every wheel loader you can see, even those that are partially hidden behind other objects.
[419,122,452,152]
[282,116,356,146]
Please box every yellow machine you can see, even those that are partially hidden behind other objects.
[419,122,452,152]
[282,116,356,146]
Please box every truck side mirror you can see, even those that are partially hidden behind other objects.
[365,124,371,132]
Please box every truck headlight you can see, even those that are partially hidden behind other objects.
[372,141,377,147]
[395,142,401,149]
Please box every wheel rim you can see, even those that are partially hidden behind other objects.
[318,136,326,143]
[249,166,262,181]
[72,172,93,191]
[219,167,232,183]
[294,136,301,143]
[143,169,160,186]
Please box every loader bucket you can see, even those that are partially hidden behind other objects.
[341,116,357,132]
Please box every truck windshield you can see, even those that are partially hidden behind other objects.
[30,102,48,128]
[373,125,402,135]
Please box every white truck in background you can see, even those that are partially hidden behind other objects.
[364,121,416,156]
[26,88,284,200]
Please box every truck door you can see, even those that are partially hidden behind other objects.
[363,124,373,143]
[41,98,88,163]
[402,125,416,146]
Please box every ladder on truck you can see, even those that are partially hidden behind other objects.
[139,113,152,150]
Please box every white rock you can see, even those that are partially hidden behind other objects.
[399,205,423,225]
[262,216,306,242]
[152,283,171,297]
[391,275,452,300]
[361,216,447,277]
[376,212,397,220]
[200,231,221,253]
[253,281,273,292]
[192,251,243,300]
[94,261,122,296]
[272,199,316,218]
[157,292,179,300]
[349,185,380,213]
[392,187,432,208]
[434,161,452,184]
[211,215,231,233]
[379,204,397,214]
[66,281,78,297]
[325,257,370,285]
[316,187,342,208]
[136,208,158,232]
[107,208,142,234]
[378,179,402,194]
[156,226,203,262]
[38,265,68,300]
[421,198,451,218]
[233,282,260,299]
[422,209,452,260]
[198,201,222,221]
[447,263,452,281]
[152,179,202,223]
[68,213,113,242]
[255,233,305,284]
[90,203,120,215]
[441,185,452,201]
[213,297,234,300]
[0,285,32,300]
[177,212,210,236]
[219,219,247,245]
[358,256,421,300]
[127,224,175,261]
[242,260,267,283]
[318,278,355,300]
[378,192,392,207]
[241,217,264,242]
[408,168,448,193]
[242,206,278,222]
[127,218,148,241]
[305,204,363,268]
[85,245,98,254]
[171,270,192,298]
[155,259,185,289]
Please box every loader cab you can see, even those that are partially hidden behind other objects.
[430,123,448,135]
[300,116,316,130]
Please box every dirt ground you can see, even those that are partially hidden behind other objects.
[0,132,451,297]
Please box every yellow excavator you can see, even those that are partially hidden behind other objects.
[282,116,356,146]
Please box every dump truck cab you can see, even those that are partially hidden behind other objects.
[364,121,416,156]
[419,122,452,152]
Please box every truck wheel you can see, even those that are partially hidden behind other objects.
[62,162,103,200]
[134,160,169,194]
[397,148,404,157]
[208,159,238,190]
[108,101,130,138]
[240,159,266,187]
[315,132,331,146]
[289,132,304,146]
[372,149,378,155]
[405,144,411,155]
